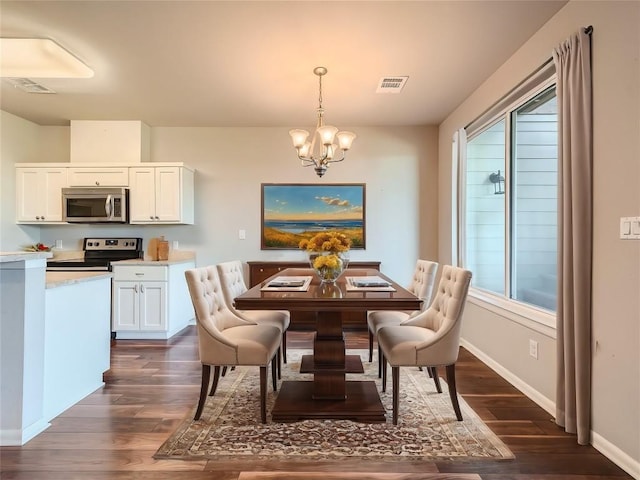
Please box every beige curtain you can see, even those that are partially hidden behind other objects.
[553,27,593,445]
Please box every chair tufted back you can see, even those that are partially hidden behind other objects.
[216,260,248,308]
[404,265,471,365]
[185,266,254,364]
[407,259,439,311]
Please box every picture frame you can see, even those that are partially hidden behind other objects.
[261,183,366,250]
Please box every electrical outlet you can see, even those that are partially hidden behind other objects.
[529,339,539,359]
[238,229,246,240]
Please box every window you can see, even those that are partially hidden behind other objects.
[461,82,558,313]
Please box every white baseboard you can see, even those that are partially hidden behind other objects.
[592,431,640,480]
[460,338,640,480]
[460,338,555,415]
[0,419,50,446]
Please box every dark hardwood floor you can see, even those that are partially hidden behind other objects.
[0,326,632,480]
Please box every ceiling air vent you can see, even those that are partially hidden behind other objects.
[5,78,56,94]
[376,76,408,94]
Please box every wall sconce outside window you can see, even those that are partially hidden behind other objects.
[489,170,505,195]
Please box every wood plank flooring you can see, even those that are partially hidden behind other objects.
[0,327,633,480]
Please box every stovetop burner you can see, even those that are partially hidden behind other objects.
[46,237,143,271]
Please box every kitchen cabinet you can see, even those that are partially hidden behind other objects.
[68,167,129,187]
[15,167,68,223]
[129,166,194,224]
[247,260,381,331]
[111,260,195,339]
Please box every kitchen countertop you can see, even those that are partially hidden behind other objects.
[112,251,196,267]
[46,271,113,289]
[0,251,53,263]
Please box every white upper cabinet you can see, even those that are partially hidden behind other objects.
[129,166,194,224]
[16,167,68,223]
[14,162,194,225]
[68,167,129,187]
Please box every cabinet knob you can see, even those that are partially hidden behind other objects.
[134,284,138,293]
[95,181,100,186]
[155,216,159,220]
[150,216,154,220]
[259,268,264,272]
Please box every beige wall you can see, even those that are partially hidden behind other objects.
[438,0,639,473]
[0,120,439,285]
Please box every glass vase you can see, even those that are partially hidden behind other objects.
[308,251,349,284]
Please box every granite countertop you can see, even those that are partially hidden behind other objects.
[112,251,196,267]
[46,271,113,289]
[0,251,53,263]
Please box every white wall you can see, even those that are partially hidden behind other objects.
[439,0,640,476]
[1,120,439,289]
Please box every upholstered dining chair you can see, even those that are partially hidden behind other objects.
[367,259,439,376]
[185,266,281,423]
[377,265,472,425]
[216,260,291,372]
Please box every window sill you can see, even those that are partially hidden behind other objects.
[467,288,557,339]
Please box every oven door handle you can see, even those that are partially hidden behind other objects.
[105,195,113,219]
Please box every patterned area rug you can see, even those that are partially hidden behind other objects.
[154,350,513,462]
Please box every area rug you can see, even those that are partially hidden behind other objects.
[154,350,513,462]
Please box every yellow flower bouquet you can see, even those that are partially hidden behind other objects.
[299,231,351,283]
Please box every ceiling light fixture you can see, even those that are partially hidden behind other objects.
[0,38,94,78]
[289,67,356,178]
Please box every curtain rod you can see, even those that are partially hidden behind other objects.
[463,26,592,130]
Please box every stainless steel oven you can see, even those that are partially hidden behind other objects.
[62,187,129,223]
[46,237,143,272]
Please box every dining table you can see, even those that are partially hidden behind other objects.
[233,267,422,423]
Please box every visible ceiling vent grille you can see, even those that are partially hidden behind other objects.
[5,78,56,94]
[376,76,408,93]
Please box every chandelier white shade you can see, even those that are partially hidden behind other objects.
[289,67,356,177]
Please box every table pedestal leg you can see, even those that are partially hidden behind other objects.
[270,310,386,423]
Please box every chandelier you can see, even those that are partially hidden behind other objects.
[289,67,356,177]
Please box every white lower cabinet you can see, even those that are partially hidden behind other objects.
[112,261,195,339]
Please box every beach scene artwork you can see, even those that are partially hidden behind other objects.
[261,183,365,249]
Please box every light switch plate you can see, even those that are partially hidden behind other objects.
[620,216,640,239]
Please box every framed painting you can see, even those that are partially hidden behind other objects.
[261,183,366,250]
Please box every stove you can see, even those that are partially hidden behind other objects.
[46,237,143,271]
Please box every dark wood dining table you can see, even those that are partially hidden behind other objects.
[233,267,422,423]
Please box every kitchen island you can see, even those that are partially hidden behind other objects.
[0,252,111,445]
[44,270,112,422]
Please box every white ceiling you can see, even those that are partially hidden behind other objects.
[0,0,567,128]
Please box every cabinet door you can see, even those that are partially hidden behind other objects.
[112,281,140,330]
[154,167,181,222]
[139,282,167,330]
[128,167,157,223]
[68,167,129,187]
[16,168,67,223]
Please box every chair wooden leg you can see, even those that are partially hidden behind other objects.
[272,355,278,392]
[259,366,267,424]
[392,366,400,425]
[368,329,374,362]
[277,347,282,380]
[429,366,442,393]
[445,364,463,421]
[194,364,211,420]
[208,365,221,397]
[378,345,383,378]
[221,366,228,377]
[282,331,287,364]
[381,354,387,393]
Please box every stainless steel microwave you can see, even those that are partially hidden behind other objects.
[62,187,129,223]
